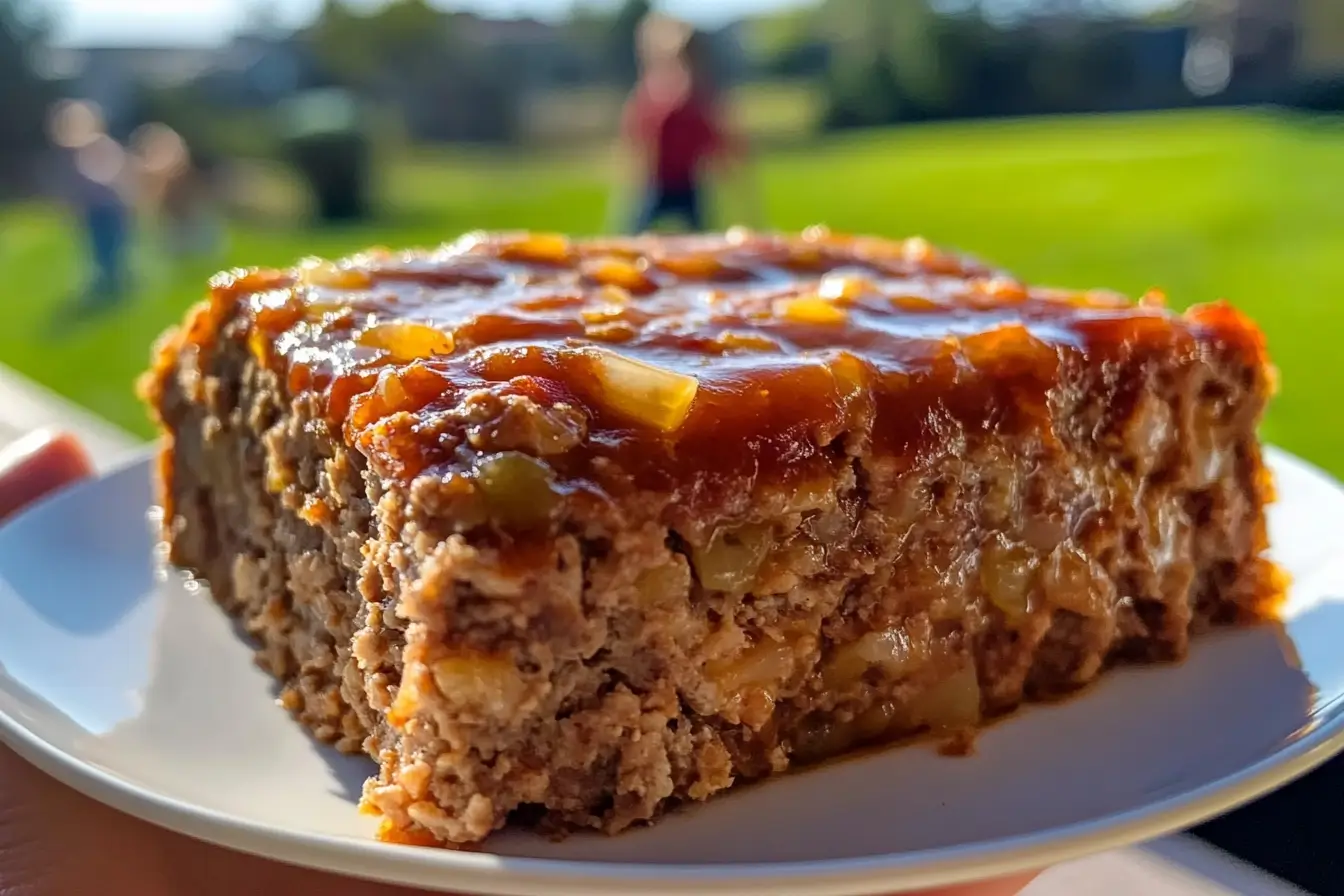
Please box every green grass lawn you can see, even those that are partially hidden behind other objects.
[2,108,1342,477]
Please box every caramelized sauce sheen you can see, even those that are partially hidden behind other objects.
[193,229,1270,496]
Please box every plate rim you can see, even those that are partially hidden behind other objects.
[0,445,1338,895]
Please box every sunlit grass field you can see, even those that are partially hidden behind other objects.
[1,108,1341,475]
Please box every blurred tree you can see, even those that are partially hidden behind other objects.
[0,0,54,196]
[136,83,279,163]
[748,5,829,77]
[278,88,372,222]
[1140,0,1198,25]
[241,0,285,38]
[307,0,379,87]
[304,0,517,143]
[821,0,948,127]
[609,0,652,85]
[1292,0,1344,112]
[814,0,1208,128]
[307,0,451,92]
[1298,0,1344,79]
[369,0,450,85]
[563,2,606,80]
[566,1,609,51]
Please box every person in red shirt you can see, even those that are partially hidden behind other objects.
[616,14,749,233]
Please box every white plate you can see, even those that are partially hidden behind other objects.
[0,448,1341,896]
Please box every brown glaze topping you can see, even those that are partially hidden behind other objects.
[191,229,1271,498]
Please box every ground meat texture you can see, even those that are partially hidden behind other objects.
[139,230,1279,847]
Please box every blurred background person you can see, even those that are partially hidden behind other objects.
[612,12,756,234]
[130,123,224,263]
[46,99,134,304]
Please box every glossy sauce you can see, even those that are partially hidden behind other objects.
[194,229,1270,497]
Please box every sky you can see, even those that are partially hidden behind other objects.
[39,0,1174,47]
[39,0,815,46]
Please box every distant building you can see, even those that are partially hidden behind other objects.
[1186,0,1343,101]
[195,34,319,108]
[1297,0,1344,78]
[1185,0,1297,101]
[1127,25,1196,106]
[37,45,222,135]
[36,34,317,134]
[451,12,588,86]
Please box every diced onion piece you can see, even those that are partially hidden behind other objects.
[903,236,935,262]
[980,534,1038,622]
[774,296,848,325]
[1041,543,1113,619]
[1084,289,1132,308]
[596,284,632,305]
[851,235,904,258]
[801,224,844,243]
[498,232,572,264]
[783,477,836,515]
[806,509,852,545]
[708,639,796,694]
[297,258,372,290]
[976,277,1027,303]
[357,321,455,363]
[585,322,637,344]
[634,562,690,607]
[822,626,926,688]
[960,323,1055,371]
[821,642,870,689]
[715,331,780,352]
[726,225,753,245]
[902,236,963,274]
[299,495,334,527]
[251,290,304,333]
[691,523,772,593]
[853,628,922,672]
[1190,418,1231,487]
[580,304,626,324]
[1124,391,1174,475]
[829,350,869,396]
[247,328,270,362]
[655,253,722,279]
[586,347,699,431]
[981,469,1020,527]
[908,661,982,732]
[818,272,873,304]
[430,653,527,715]
[854,700,906,741]
[582,256,654,292]
[892,293,941,311]
[264,463,289,495]
[376,369,409,408]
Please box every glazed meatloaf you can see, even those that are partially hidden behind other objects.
[140,229,1279,847]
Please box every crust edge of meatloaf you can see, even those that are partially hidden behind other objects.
[142,306,385,753]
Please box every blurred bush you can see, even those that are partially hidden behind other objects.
[0,0,55,198]
[135,85,280,165]
[1291,77,1344,114]
[277,89,372,222]
[816,0,1199,130]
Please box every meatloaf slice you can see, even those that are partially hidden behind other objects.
[140,229,1279,847]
